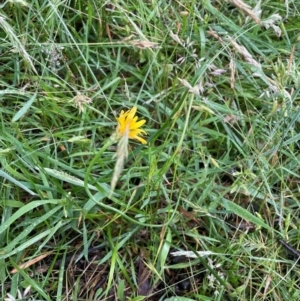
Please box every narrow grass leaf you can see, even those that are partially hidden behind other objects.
[1,200,24,208]
[12,93,37,122]
[105,232,118,297]
[0,259,5,283]
[56,252,67,301]
[130,297,147,301]
[117,279,125,301]
[0,199,61,235]
[43,167,99,191]
[164,297,196,301]
[1,229,53,260]
[0,170,37,196]
[220,197,275,232]
[83,191,107,213]
[36,221,66,253]
[98,227,139,265]
[9,258,51,301]
[83,221,89,261]
[159,228,172,274]
[283,133,300,146]
[0,14,37,73]
[2,206,61,254]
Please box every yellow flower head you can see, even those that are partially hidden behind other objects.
[116,106,147,144]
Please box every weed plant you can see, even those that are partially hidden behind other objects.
[1,0,300,300]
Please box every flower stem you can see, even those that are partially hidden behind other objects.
[84,135,116,192]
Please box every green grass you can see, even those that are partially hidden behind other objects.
[1,0,300,300]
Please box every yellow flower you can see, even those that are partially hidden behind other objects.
[116,106,147,144]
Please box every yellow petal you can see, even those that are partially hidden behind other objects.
[129,129,147,136]
[131,119,146,129]
[134,136,147,144]
[127,106,137,120]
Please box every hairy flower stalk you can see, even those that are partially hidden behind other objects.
[110,106,147,195]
